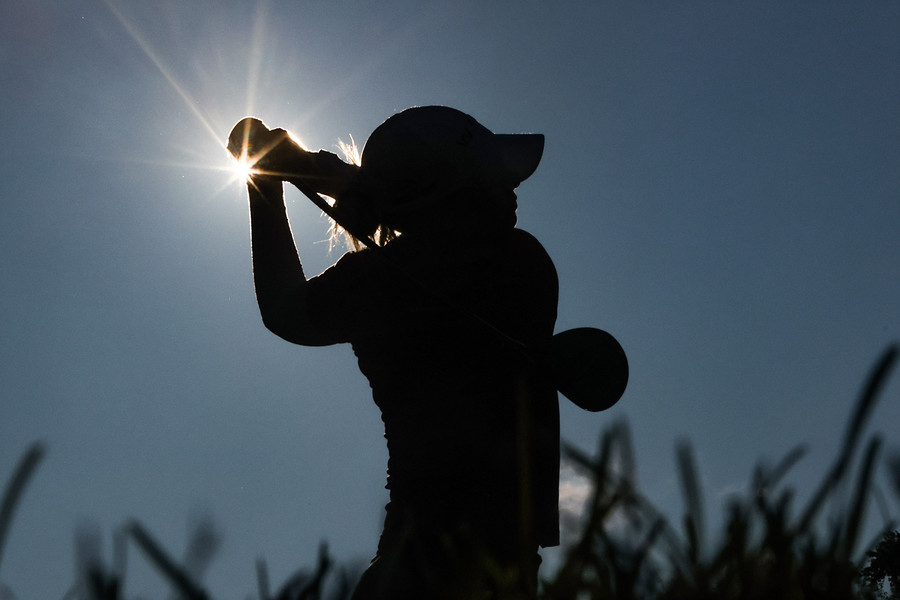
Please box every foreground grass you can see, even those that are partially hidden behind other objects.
[548,344,899,600]
[2,344,898,599]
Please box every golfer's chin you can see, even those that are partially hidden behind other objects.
[490,194,518,230]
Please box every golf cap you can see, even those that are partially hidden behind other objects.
[360,106,544,203]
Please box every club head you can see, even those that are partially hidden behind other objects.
[551,327,628,412]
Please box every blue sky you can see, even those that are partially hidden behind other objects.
[2,1,899,597]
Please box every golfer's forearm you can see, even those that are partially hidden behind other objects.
[247,184,311,341]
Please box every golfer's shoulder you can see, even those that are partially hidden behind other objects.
[510,228,546,251]
[310,246,384,292]
[510,228,556,272]
[331,245,385,269]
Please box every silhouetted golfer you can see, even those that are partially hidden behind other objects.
[234,106,559,599]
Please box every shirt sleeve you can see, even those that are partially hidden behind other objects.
[302,249,388,344]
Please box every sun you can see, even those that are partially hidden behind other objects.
[228,149,258,183]
[100,1,321,199]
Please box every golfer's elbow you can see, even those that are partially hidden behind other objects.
[257,304,300,343]
[257,299,329,346]
[259,310,294,341]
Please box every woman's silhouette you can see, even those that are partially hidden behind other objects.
[232,106,559,599]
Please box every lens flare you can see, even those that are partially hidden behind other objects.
[229,150,257,183]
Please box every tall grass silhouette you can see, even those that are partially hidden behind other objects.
[0,441,44,599]
[546,344,898,600]
[1,344,897,599]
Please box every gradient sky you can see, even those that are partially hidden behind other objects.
[2,1,899,598]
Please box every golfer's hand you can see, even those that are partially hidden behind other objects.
[228,117,357,197]
[227,117,307,177]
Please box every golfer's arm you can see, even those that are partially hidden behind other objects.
[247,181,332,346]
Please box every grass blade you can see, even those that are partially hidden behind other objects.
[0,442,45,573]
[842,436,882,560]
[797,345,898,532]
[676,439,705,565]
[126,519,208,600]
[764,444,809,491]
[257,557,271,600]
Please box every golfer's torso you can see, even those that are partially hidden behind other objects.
[348,229,559,542]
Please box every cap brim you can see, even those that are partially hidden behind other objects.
[496,133,544,185]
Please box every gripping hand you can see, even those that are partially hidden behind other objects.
[227,117,357,198]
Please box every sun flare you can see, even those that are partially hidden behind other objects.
[229,150,258,183]
[102,0,324,199]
